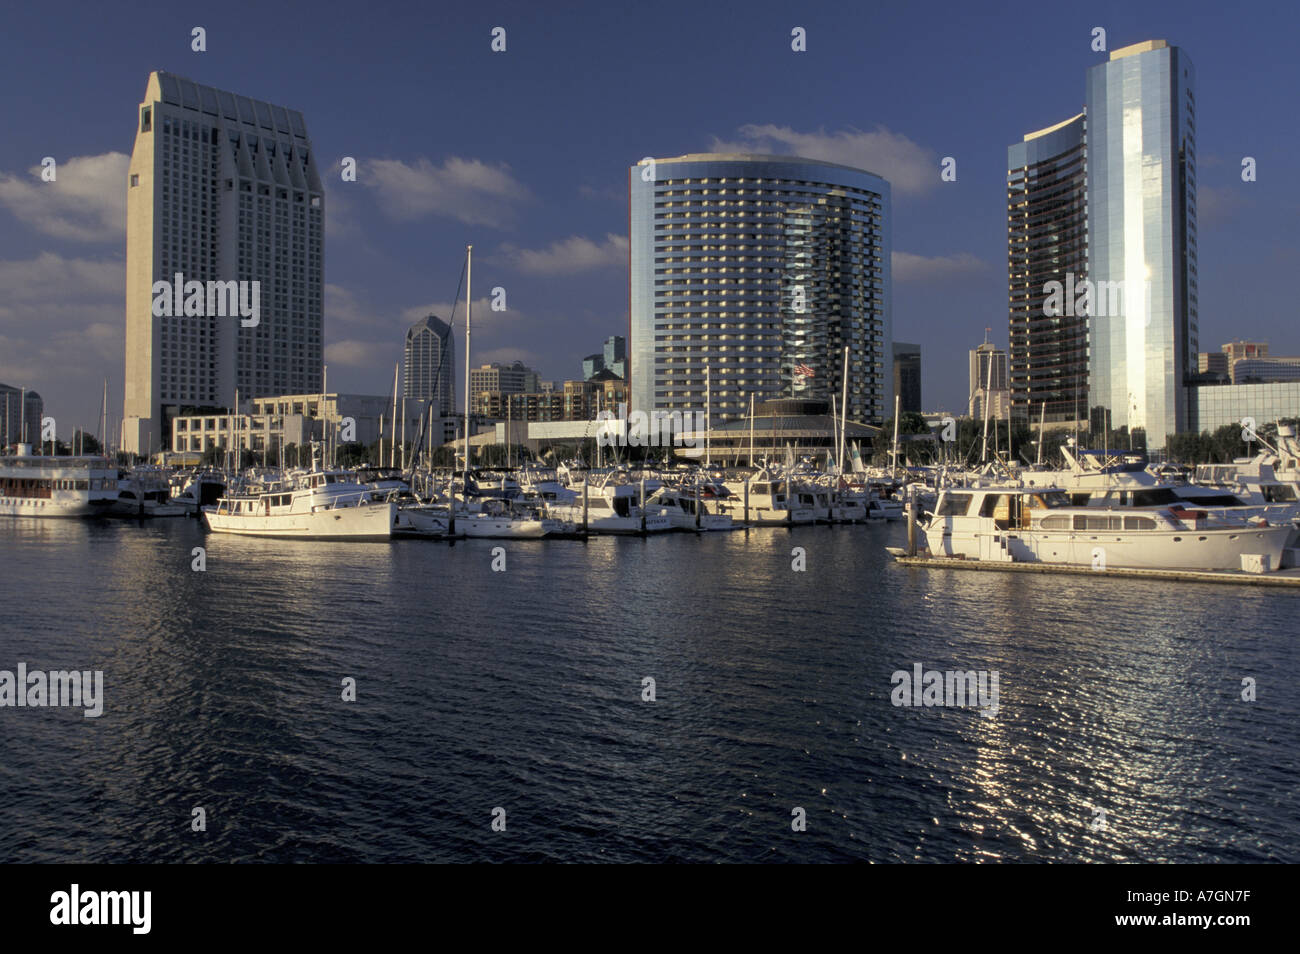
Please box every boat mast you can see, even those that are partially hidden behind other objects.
[390,363,399,469]
[704,362,710,469]
[839,345,849,476]
[891,394,900,477]
[1037,400,1045,466]
[463,244,472,494]
[748,393,755,468]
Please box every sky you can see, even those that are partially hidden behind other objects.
[1,0,1298,434]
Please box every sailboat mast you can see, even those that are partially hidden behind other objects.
[463,244,472,486]
[839,345,849,475]
[1037,400,1046,466]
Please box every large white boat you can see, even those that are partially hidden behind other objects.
[721,470,815,525]
[920,485,1294,572]
[547,481,671,534]
[203,464,395,539]
[0,447,119,518]
[646,486,734,531]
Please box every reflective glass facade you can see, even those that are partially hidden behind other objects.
[1007,113,1089,424]
[629,154,891,424]
[1189,383,1300,433]
[1085,40,1197,449]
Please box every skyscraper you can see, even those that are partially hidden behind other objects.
[403,314,455,415]
[892,342,922,414]
[629,154,892,424]
[1085,40,1197,448]
[122,71,323,455]
[1007,113,1088,425]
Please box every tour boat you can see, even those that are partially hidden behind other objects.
[0,447,119,518]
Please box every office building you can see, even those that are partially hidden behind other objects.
[1085,40,1197,448]
[403,314,455,415]
[892,342,921,414]
[0,384,43,448]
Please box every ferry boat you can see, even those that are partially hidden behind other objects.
[920,485,1294,572]
[0,446,119,518]
[203,461,395,540]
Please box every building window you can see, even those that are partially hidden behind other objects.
[130,174,140,187]
[140,107,151,133]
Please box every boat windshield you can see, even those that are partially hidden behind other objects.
[1029,491,1071,508]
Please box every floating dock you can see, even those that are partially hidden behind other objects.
[888,550,1300,588]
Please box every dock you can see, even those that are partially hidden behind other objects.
[888,551,1300,588]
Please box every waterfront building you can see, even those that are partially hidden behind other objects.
[629,153,891,425]
[169,392,431,460]
[1085,40,1198,448]
[1007,112,1089,425]
[122,71,324,455]
[403,315,455,415]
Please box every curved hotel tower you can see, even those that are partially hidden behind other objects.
[629,154,891,425]
[1007,113,1089,425]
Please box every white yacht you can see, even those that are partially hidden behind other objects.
[203,462,395,539]
[646,486,734,531]
[721,470,815,525]
[113,466,188,517]
[920,485,1294,572]
[547,481,671,534]
[0,446,119,518]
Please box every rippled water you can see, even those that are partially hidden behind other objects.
[1,516,1296,862]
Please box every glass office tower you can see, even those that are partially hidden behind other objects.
[629,154,891,424]
[1085,40,1197,449]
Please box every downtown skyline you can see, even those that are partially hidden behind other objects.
[1,0,1297,434]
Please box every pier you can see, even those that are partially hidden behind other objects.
[889,552,1300,587]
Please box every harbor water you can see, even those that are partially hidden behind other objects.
[1,517,1296,862]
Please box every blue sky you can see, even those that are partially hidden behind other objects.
[1,0,1297,432]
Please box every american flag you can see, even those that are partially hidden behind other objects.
[794,364,815,378]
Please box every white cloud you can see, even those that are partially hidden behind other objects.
[499,233,627,274]
[324,339,391,369]
[891,250,986,283]
[0,253,125,426]
[0,152,129,242]
[363,156,530,228]
[708,124,937,196]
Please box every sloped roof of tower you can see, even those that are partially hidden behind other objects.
[144,70,309,139]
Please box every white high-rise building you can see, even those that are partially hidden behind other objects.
[122,71,323,455]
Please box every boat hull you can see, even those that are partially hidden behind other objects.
[203,500,396,539]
